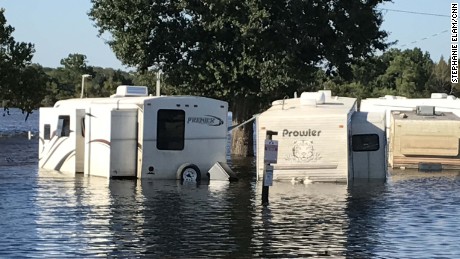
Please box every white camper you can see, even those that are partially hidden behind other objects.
[360,93,460,170]
[360,93,460,136]
[256,90,387,183]
[388,109,460,170]
[39,85,235,182]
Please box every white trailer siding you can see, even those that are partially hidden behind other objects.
[38,108,85,174]
[84,106,112,177]
[84,106,138,178]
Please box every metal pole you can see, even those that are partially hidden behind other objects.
[80,76,85,98]
[80,74,91,99]
[156,71,161,96]
[262,130,278,206]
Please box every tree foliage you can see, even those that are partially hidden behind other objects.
[0,8,48,116]
[324,48,443,101]
[89,0,391,155]
[42,54,135,104]
[90,0,389,99]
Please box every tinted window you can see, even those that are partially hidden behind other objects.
[157,109,185,150]
[44,124,51,140]
[57,115,70,137]
[81,118,85,137]
[352,134,379,152]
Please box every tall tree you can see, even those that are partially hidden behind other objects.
[46,53,94,100]
[0,8,46,116]
[89,0,390,156]
[91,67,135,96]
[374,48,433,97]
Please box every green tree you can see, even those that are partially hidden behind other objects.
[426,56,451,95]
[11,64,50,119]
[89,0,390,156]
[92,67,135,96]
[0,8,46,116]
[325,48,435,100]
[46,53,94,100]
[374,48,433,97]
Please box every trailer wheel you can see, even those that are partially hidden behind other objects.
[180,164,201,183]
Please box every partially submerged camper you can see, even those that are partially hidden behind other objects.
[360,93,460,135]
[361,93,460,170]
[255,90,387,183]
[38,85,236,182]
[389,108,460,170]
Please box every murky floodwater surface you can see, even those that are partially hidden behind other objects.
[1,109,460,257]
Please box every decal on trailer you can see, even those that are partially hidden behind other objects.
[187,115,224,126]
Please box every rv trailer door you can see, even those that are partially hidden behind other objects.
[351,111,387,180]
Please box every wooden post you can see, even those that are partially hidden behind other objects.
[262,130,278,206]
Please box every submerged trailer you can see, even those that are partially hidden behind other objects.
[360,93,460,137]
[361,93,460,170]
[255,90,387,183]
[38,85,235,182]
[389,108,460,170]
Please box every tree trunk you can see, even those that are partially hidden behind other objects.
[231,122,254,157]
[231,97,258,157]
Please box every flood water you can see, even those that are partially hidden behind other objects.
[1,109,460,257]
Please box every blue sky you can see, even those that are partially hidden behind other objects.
[0,0,452,71]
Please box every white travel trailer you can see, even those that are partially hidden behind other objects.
[255,90,387,183]
[38,85,235,182]
[388,109,460,170]
[361,94,460,170]
[360,93,460,136]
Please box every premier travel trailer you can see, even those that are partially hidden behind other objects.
[255,90,387,183]
[38,85,235,182]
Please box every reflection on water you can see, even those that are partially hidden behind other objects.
[1,164,460,257]
[1,127,460,257]
[0,108,38,137]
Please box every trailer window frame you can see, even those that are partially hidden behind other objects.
[156,109,185,150]
[352,134,380,152]
[57,115,71,137]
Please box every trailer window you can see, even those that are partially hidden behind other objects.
[81,118,85,137]
[57,115,70,137]
[352,134,379,152]
[157,109,185,150]
[44,124,51,140]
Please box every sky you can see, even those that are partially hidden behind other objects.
[0,0,453,71]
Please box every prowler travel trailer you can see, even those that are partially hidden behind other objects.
[38,85,236,182]
[255,90,387,184]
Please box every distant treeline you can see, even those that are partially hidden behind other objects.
[3,49,456,112]
[39,53,156,106]
[36,48,457,105]
[318,48,456,101]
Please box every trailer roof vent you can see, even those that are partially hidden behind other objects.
[112,85,148,97]
[416,106,435,116]
[300,91,325,106]
[431,93,448,99]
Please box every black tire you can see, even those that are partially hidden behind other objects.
[180,164,201,183]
